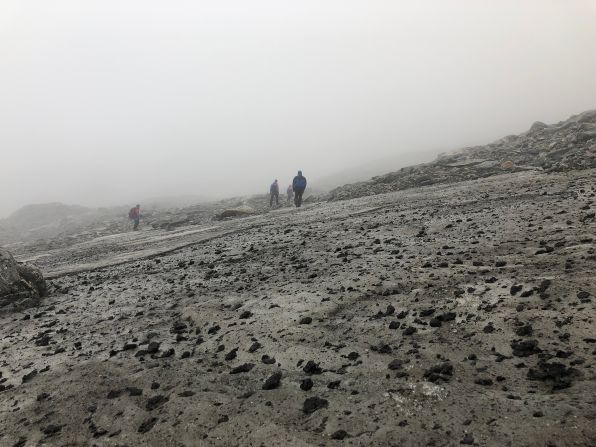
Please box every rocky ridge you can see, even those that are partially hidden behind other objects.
[329,109,596,201]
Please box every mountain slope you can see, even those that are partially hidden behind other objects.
[330,109,596,200]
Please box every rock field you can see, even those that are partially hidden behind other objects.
[1,167,595,446]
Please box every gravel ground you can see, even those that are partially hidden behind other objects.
[1,169,595,447]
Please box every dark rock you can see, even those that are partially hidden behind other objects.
[327,380,341,389]
[261,355,276,365]
[170,321,187,334]
[107,389,123,399]
[527,361,576,390]
[511,339,541,357]
[22,370,38,383]
[437,312,456,322]
[388,359,408,370]
[303,360,323,375]
[423,362,453,383]
[146,341,160,354]
[262,372,282,390]
[300,378,314,391]
[371,343,392,354]
[515,324,533,337]
[483,324,495,333]
[146,394,169,411]
[429,318,442,327]
[420,308,435,317]
[461,433,474,445]
[138,417,158,433]
[225,348,238,361]
[403,326,417,335]
[127,387,143,396]
[347,352,360,361]
[331,430,349,440]
[41,425,62,437]
[248,342,262,353]
[303,396,328,414]
[207,325,220,334]
[230,363,255,374]
[160,348,175,358]
[239,310,253,319]
[577,291,590,301]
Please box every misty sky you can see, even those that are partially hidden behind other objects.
[2,1,596,217]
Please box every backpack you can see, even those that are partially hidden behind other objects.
[128,208,136,219]
[294,176,307,190]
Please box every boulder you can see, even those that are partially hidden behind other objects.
[0,248,47,311]
[215,206,255,221]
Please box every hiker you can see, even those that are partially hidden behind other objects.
[270,179,280,207]
[286,184,294,203]
[128,204,141,230]
[292,170,307,207]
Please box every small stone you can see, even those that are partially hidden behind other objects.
[300,378,314,391]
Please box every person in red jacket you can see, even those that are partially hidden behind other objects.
[128,204,141,230]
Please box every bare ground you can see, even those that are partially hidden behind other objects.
[1,169,595,447]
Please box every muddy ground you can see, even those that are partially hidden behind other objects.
[1,169,595,447]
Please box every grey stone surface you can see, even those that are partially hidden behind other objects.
[0,248,47,310]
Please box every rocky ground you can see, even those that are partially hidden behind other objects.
[329,110,596,201]
[0,168,595,446]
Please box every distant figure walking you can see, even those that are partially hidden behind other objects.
[270,180,280,207]
[128,204,141,230]
[292,171,307,208]
[286,184,294,203]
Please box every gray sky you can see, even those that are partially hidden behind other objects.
[2,0,596,217]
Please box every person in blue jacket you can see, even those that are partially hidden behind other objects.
[292,171,307,207]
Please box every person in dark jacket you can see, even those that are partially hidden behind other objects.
[270,180,280,207]
[292,171,307,207]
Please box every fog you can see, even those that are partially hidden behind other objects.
[1,0,595,217]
